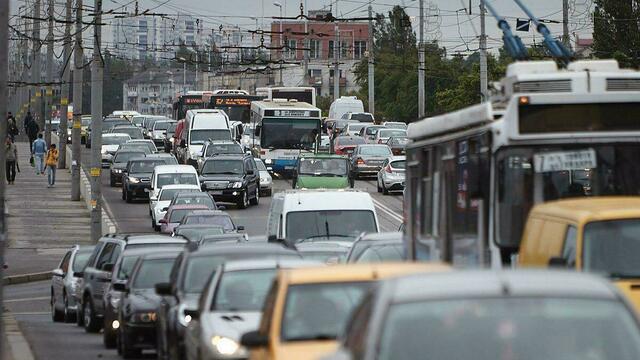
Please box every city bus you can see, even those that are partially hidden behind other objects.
[172,91,212,120]
[405,60,640,268]
[256,87,317,107]
[204,93,263,123]
[251,100,322,173]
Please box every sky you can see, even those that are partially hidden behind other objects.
[9,0,595,56]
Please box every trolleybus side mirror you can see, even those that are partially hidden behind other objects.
[255,126,261,137]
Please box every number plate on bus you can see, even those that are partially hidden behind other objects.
[533,149,597,173]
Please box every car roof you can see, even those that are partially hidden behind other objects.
[121,246,183,257]
[206,154,246,160]
[159,184,201,191]
[529,197,640,224]
[277,189,374,212]
[299,154,348,160]
[128,157,155,163]
[185,210,228,216]
[279,263,449,285]
[387,156,406,161]
[153,165,197,173]
[174,192,211,198]
[188,243,299,257]
[104,133,129,137]
[221,258,320,272]
[201,233,246,240]
[168,204,210,211]
[104,233,189,245]
[384,270,619,303]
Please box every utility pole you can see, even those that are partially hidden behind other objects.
[59,0,72,169]
[418,0,425,118]
[45,0,54,147]
[367,4,374,114]
[333,24,340,101]
[562,0,570,48]
[0,0,10,340]
[71,0,83,201]
[32,0,43,130]
[90,0,104,241]
[479,0,488,101]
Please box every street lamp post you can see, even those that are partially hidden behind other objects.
[179,56,187,94]
[273,1,283,86]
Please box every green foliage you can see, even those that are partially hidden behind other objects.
[102,51,135,115]
[593,0,640,68]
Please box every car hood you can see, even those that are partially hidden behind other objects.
[128,171,153,178]
[111,162,127,170]
[190,144,204,154]
[155,200,171,211]
[296,175,349,189]
[200,311,261,341]
[126,289,162,312]
[614,280,640,314]
[102,145,120,152]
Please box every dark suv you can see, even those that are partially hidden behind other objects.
[76,234,188,333]
[199,154,260,209]
[122,158,167,202]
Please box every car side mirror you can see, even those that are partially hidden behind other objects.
[52,268,65,277]
[162,207,168,212]
[159,218,167,224]
[155,282,172,296]
[113,282,127,292]
[101,263,114,272]
[548,256,569,268]
[246,169,254,175]
[184,309,200,320]
[237,225,245,231]
[240,330,268,348]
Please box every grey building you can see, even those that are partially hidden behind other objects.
[123,69,196,115]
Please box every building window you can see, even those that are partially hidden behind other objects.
[286,39,297,59]
[139,34,148,46]
[309,39,321,59]
[138,20,147,33]
[185,20,194,32]
[308,69,322,78]
[354,41,367,59]
[185,35,194,46]
[340,41,349,58]
[328,40,334,59]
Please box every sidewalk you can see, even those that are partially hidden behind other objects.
[5,141,93,276]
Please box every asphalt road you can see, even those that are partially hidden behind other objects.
[3,147,404,360]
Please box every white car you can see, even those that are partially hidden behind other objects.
[254,158,272,196]
[101,133,131,167]
[377,156,406,195]
[148,165,201,213]
[151,184,201,231]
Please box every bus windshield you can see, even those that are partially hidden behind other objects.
[261,118,319,149]
[215,106,251,123]
[496,144,640,248]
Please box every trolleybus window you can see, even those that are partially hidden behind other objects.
[261,118,319,149]
[519,103,640,134]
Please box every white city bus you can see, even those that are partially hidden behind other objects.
[251,100,322,173]
[256,87,317,107]
[405,60,640,268]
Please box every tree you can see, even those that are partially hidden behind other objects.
[102,50,135,114]
[593,0,640,68]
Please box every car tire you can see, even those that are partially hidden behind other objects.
[51,290,64,322]
[110,175,116,187]
[63,293,75,323]
[125,191,132,203]
[121,188,126,200]
[250,187,259,206]
[83,296,101,333]
[103,322,117,349]
[75,304,84,326]
[377,179,382,193]
[382,182,389,195]
[237,191,248,209]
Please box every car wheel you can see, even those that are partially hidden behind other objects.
[109,175,116,187]
[103,321,117,349]
[382,182,389,195]
[250,187,259,206]
[377,178,382,193]
[237,191,248,209]
[51,290,64,322]
[83,296,101,333]
[63,293,75,323]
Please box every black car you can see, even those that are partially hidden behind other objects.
[115,252,179,358]
[145,153,178,165]
[199,154,260,209]
[109,151,146,187]
[154,243,301,360]
[102,246,184,348]
[172,224,225,243]
[122,158,167,202]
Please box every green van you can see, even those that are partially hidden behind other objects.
[292,154,354,189]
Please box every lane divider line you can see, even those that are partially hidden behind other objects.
[372,198,404,223]
[4,296,50,303]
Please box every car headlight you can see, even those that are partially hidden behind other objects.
[231,181,243,188]
[109,292,122,308]
[130,312,156,323]
[112,168,122,174]
[128,176,140,184]
[264,158,272,164]
[260,177,271,184]
[211,336,240,355]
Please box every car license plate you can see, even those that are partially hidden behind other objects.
[211,191,223,195]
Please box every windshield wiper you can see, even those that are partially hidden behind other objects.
[298,234,353,243]
[206,171,239,175]
[608,272,640,280]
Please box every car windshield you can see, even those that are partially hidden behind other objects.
[389,137,409,146]
[183,215,234,230]
[350,113,374,122]
[281,282,370,341]
[190,129,231,144]
[153,122,172,131]
[114,128,142,138]
[365,127,383,135]
[298,158,348,176]
[174,195,215,208]
[583,219,640,278]
[116,255,140,281]
[169,209,198,223]
[81,118,92,126]
[160,188,198,201]
[377,298,640,360]
[103,136,130,145]
[347,124,365,133]
[131,258,176,289]
[119,144,152,154]
[384,122,407,129]
[286,210,377,243]
[379,129,407,138]
[355,243,404,263]
[205,144,243,157]
[129,160,164,173]
[390,160,406,169]
[114,152,145,164]
[359,146,392,156]
[72,250,93,272]
[131,116,145,126]
[336,137,365,146]
[157,173,198,188]
[167,124,177,134]
[254,159,267,171]
[175,226,224,242]
[212,269,276,311]
[202,160,244,175]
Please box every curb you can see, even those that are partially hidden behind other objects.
[3,271,53,286]
[3,311,36,360]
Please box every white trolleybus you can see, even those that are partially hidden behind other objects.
[256,87,317,107]
[405,60,640,268]
[251,99,322,173]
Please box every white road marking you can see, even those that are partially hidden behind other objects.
[4,296,50,303]
[372,198,404,223]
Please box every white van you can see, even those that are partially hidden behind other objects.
[266,189,380,245]
[177,109,232,166]
[148,165,200,205]
[328,96,364,120]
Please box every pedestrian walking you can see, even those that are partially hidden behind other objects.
[45,143,59,187]
[5,137,18,184]
[32,133,47,175]
[7,112,18,141]
[25,112,39,153]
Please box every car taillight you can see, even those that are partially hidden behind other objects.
[260,150,266,155]
[385,165,392,173]
[357,158,365,165]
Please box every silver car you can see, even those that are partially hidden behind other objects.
[376,156,405,194]
[184,259,316,360]
[254,158,272,196]
[50,245,94,322]
[350,145,393,178]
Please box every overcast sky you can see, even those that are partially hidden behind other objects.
[10,0,594,55]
